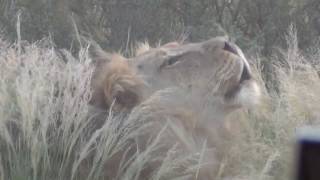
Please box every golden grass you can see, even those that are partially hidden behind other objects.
[0,27,319,180]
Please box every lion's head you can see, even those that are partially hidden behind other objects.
[90,37,260,115]
[89,37,261,179]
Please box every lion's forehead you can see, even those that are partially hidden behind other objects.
[133,42,205,61]
[133,43,243,65]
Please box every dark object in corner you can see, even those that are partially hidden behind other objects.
[296,127,320,180]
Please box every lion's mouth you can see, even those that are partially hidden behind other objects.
[239,64,251,84]
[224,64,252,99]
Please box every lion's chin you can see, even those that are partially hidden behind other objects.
[234,80,261,109]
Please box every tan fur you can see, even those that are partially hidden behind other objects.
[135,41,180,56]
[90,53,144,111]
[161,41,180,48]
[135,42,151,56]
[89,38,261,178]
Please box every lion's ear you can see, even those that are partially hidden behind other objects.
[105,81,143,110]
[103,73,143,111]
[101,57,144,111]
[89,41,144,111]
[89,42,112,65]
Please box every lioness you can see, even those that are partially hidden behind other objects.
[89,37,261,179]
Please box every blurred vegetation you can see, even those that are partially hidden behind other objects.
[0,22,319,180]
[0,0,319,54]
[0,1,320,180]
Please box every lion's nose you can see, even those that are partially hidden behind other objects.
[223,42,238,55]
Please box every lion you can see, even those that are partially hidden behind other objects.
[88,36,261,179]
[90,37,260,115]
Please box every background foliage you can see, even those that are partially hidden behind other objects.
[1,0,320,54]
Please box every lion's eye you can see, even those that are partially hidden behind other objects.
[167,56,180,66]
[137,64,144,70]
[159,55,182,70]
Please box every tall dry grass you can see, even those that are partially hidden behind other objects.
[0,38,203,180]
[0,26,319,180]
